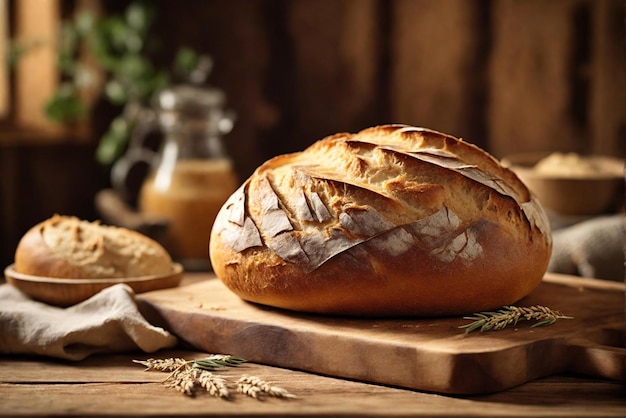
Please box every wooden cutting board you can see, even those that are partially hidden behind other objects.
[137,272,625,395]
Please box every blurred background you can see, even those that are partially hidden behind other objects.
[0,0,624,273]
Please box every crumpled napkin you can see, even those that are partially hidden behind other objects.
[548,214,624,282]
[0,283,177,361]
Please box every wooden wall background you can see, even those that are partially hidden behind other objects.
[0,0,624,268]
[151,0,624,176]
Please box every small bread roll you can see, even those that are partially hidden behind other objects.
[209,125,552,316]
[15,214,173,278]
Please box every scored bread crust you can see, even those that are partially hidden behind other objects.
[15,215,173,279]
[209,125,552,316]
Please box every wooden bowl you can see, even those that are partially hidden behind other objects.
[4,262,184,307]
[502,152,624,216]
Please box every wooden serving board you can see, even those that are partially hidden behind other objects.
[137,273,625,395]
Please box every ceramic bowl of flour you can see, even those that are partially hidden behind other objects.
[502,152,624,216]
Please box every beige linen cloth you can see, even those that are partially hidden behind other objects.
[0,283,177,361]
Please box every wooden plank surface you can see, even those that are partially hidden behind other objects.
[1,273,625,417]
[137,273,625,395]
[589,0,626,156]
[390,0,489,147]
[1,349,625,417]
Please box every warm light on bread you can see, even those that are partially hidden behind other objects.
[209,125,552,316]
[15,214,173,279]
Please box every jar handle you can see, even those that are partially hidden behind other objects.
[110,107,159,203]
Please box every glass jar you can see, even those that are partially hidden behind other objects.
[136,84,238,269]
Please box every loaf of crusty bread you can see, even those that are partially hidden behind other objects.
[209,125,552,316]
[15,215,173,278]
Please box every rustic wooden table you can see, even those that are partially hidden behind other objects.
[1,273,625,417]
[1,349,625,417]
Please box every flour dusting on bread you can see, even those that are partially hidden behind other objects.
[15,215,173,279]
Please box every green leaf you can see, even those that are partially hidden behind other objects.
[125,2,154,33]
[73,64,97,89]
[75,11,96,35]
[44,84,87,123]
[95,119,130,165]
[104,79,128,104]
[116,53,151,79]
[109,115,130,134]
[192,355,248,371]
[107,17,132,52]
[124,32,144,54]
[154,71,170,89]
[174,47,200,76]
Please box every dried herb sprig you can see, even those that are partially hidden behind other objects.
[460,305,573,334]
[237,375,296,399]
[192,355,248,371]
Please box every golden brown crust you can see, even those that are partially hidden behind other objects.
[209,125,552,316]
[15,215,173,279]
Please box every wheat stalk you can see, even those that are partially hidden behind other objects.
[460,305,574,334]
[134,354,246,398]
[164,366,197,396]
[195,369,230,398]
[161,365,231,398]
[237,375,296,399]
[133,357,187,372]
[133,355,296,400]
[133,354,246,373]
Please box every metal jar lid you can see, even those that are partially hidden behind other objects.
[153,84,226,118]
